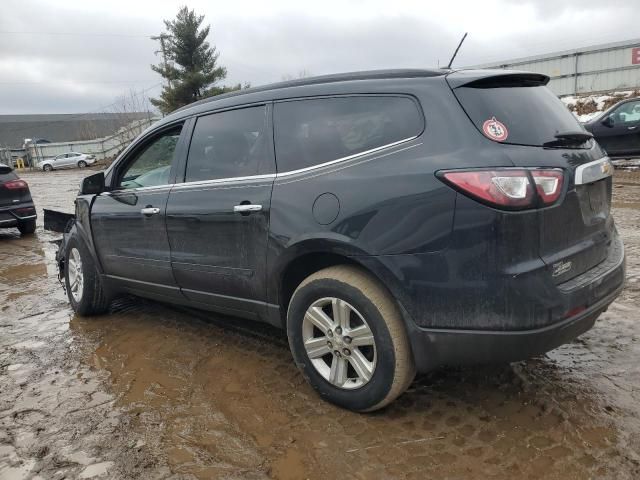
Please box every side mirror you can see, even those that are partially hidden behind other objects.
[80,172,105,195]
[602,115,615,127]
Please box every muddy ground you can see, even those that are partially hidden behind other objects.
[1,168,639,480]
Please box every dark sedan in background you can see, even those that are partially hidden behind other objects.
[583,97,640,158]
[0,163,37,235]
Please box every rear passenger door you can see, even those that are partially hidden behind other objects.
[166,104,275,319]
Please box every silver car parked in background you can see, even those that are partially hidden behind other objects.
[39,152,97,171]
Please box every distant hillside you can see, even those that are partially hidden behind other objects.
[0,112,152,148]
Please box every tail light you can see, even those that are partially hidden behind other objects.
[438,168,564,210]
[3,179,28,190]
[531,169,563,204]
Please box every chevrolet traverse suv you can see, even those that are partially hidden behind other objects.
[58,69,625,411]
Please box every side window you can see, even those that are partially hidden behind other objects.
[185,106,268,182]
[117,125,182,190]
[614,100,640,124]
[274,96,424,172]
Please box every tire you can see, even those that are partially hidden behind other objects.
[287,265,415,412]
[17,219,36,235]
[77,160,87,168]
[64,236,109,315]
[43,164,53,172]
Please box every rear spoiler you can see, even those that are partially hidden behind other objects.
[446,69,550,89]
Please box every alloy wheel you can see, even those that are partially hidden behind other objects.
[302,297,377,389]
[67,247,84,302]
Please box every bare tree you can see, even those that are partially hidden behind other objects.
[75,117,102,141]
[107,88,156,157]
[281,69,313,81]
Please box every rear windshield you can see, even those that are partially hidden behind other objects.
[0,168,17,182]
[454,84,587,147]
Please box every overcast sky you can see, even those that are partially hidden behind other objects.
[0,0,638,114]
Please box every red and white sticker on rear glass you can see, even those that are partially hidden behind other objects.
[482,117,509,142]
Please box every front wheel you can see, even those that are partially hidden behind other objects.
[43,164,53,172]
[77,160,87,168]
[287,265,415,412]
[64,236,109,315]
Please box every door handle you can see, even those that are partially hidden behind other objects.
[628,125,638,130]
[233,204,262,213]
[140,207,160,216]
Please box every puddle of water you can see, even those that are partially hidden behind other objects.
[78,461,114,479]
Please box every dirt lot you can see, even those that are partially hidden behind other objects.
[1,168,639,479]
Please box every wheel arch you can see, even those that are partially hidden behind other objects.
[275,239,410,329]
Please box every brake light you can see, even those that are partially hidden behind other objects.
[3,179,28,190]
[531,169,563,204]
[439,168,564,210]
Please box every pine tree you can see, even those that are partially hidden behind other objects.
[150,7,240,114]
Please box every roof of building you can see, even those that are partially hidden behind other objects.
[0,112,151,148]
[473,37,640,68]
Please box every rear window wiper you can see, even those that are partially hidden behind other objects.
[543,131,593,148]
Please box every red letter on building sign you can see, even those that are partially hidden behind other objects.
[633,47,640,65]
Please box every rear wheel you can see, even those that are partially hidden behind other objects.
[64,236,109,315]
[17,219,36,235]
[287,265,415,412]
[77,160,87,168]
[43,164,53,172]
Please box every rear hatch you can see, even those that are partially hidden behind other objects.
[0,165,33,208]
[448,71,614,284]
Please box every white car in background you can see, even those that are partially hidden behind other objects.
[39,152,97,171]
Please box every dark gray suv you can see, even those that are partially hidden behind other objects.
[58,69,625,411]
[0,163,37,235]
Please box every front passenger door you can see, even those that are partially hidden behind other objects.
[53,154,66,167]
[598,100,640,156]
[91,123,186,300]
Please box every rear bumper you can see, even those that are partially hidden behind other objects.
[405,279,623,372]
[355,230,625,373]
[0,203,37,228]
[404,239,625,373]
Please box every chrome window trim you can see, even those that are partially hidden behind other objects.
[275,135,418,178]
[169,135,419,190]
[575,156,613,185]
[275,142,422,186]
[103,135,419,194]
[171,173,276,191]
[103,184,176,195]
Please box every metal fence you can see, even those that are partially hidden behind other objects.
[26,117,160,167]
[0,148,11,165]
[473,38,640,97]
